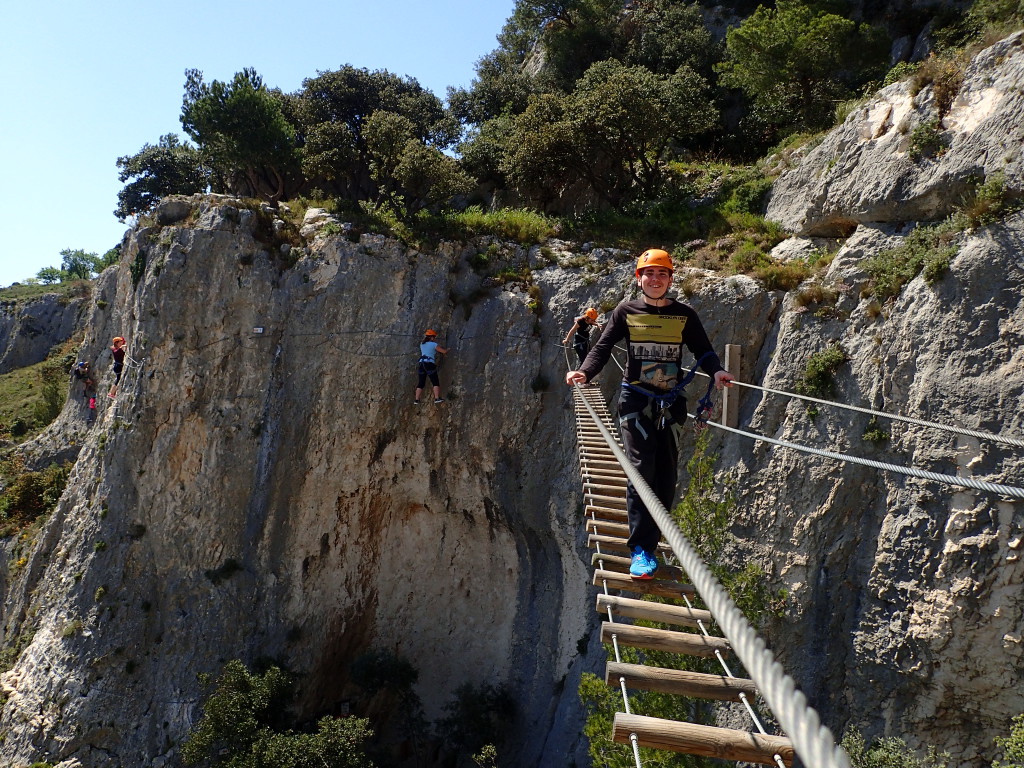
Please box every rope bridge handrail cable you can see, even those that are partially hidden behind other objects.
[688,371,1024,450]
[701,417,1024,499]
[573,382,853,768]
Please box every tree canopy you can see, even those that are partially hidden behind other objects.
[111,0,910,221]
[115,133,208,221]
[498,59,717,210]
[717,0,887,134]
[181,68,300,202]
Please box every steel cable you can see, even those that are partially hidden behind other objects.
[705,418,1024,499]
[689,372,1024,450]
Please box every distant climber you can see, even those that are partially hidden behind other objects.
[563,307,602,367]
[108,336,126,398]
[71,361,97,424]
[565,248,734,580]
[415,329,449,405]
[71,361,93,392]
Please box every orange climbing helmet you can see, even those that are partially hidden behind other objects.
[584,308,599,321]
[424,329,437,338]
[112,336,125,345]
[635,248,673,276]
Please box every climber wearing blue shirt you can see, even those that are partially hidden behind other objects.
[415,329,449,405]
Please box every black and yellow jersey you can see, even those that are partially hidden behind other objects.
[578,299,723,392]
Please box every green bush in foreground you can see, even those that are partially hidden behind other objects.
[182,659,374,768]
[995,713,1024,768]
[862,220,959,301]
[432,206,559,244]
[0,456,71,537]
[798,343,848,400]
[842,729,949,768]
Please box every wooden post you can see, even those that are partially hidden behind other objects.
[722,344,740,428]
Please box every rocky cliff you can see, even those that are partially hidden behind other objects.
[753,30,1024,765]
[0,31,1022,768]
[0,289,90,375]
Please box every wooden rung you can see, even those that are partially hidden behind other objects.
[591,552,633,568]
[589,539,634,555]
[579,458,621,468]
[579,449,618,458]
[579,448,620,457]
[612,713,793,766]
[600,622,730,657]
[585,494,626,508]
[605,662,756,701]
[586,520,630,537]
[583,483,626,497]
[581,473,626,483]
[596,594,711,628]
[591,554,686,581]
[593,570,695,599]
[586,505,628,522]
[581,473,628,485]
[587,522,629,539]
[588,534,671,554]
[582,480,628,493]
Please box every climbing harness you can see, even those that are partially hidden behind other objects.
[619,351,717,435]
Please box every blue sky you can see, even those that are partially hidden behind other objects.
[0,0,515,287]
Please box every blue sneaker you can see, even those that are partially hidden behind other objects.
[629,547,658,580]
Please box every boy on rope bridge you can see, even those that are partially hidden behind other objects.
[414,329,449,405]
[563,307,603,366]
[565,248,734,580]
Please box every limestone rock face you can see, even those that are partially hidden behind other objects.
[0,290,90,374]
[0,196,776,768]
[727,212,1024,760]
[766,32,1024,236]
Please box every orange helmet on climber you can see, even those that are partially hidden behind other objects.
[635,248,673,276]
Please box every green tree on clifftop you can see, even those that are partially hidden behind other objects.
[717,0,887,136]
[294,66,459,202]
[60,248,100,280]
[115,133,208,221]
[181,67,299,203]
[500,59,716,210]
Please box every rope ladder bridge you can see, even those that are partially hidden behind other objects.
[572,383,839,767]
[570,346,1024,767]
